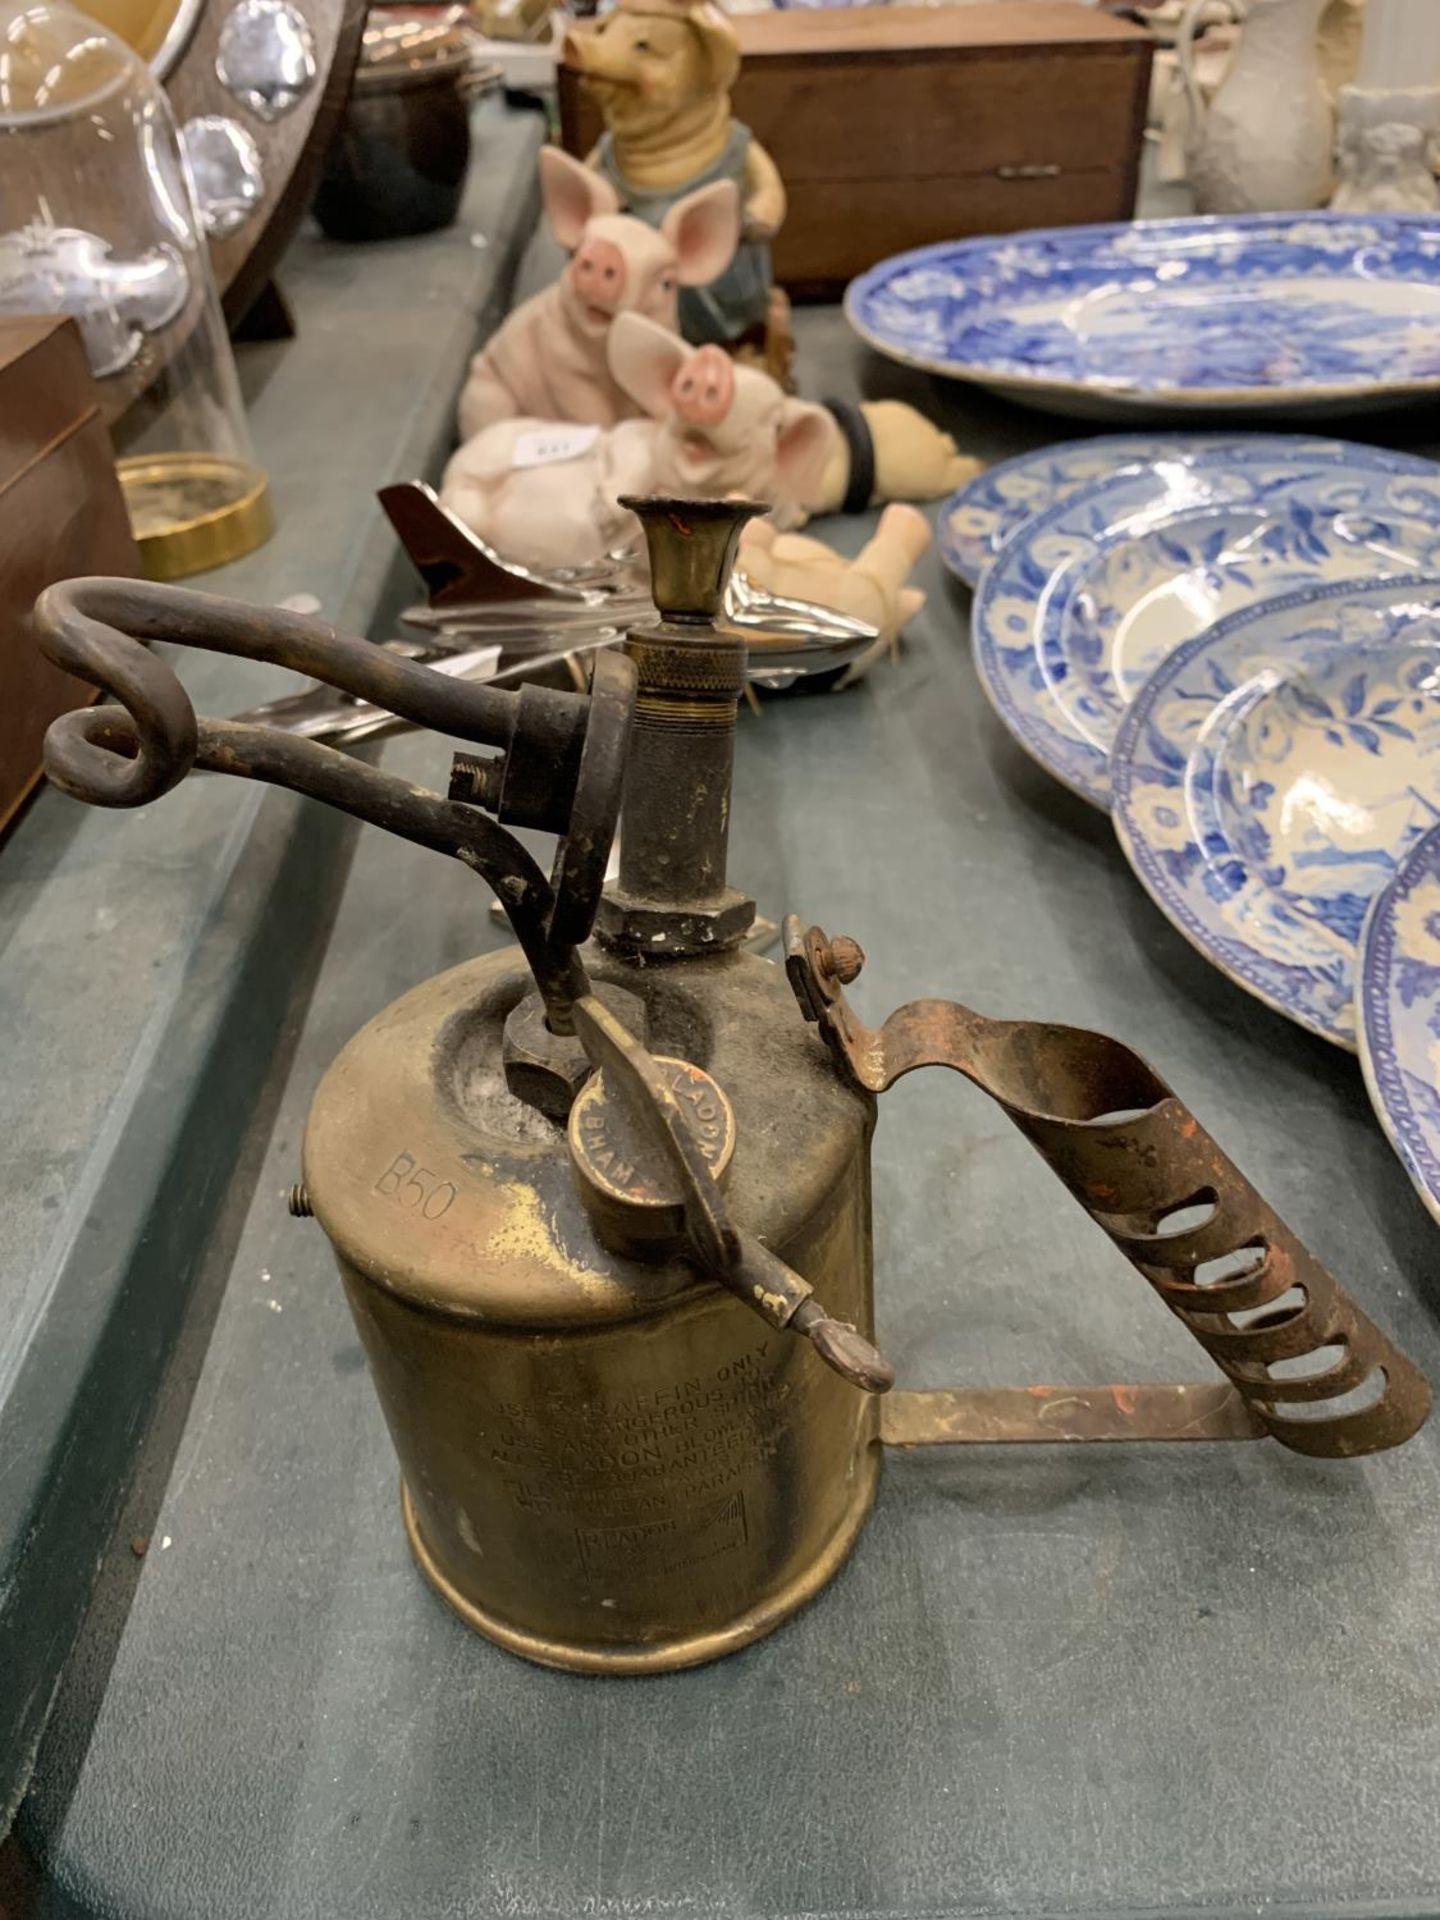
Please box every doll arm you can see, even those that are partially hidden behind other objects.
[738,511,929,648]
[742,140,787,241]
[850,503,931,607]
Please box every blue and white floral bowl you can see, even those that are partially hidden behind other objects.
[972,445,1440,809]
[847,214,1440,421]
[938,433,1370,589]
[1360,826,1440,1223]
[1111,577,1440,1048]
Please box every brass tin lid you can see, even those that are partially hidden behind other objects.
[353,4,492,88]
[117,452,274,581]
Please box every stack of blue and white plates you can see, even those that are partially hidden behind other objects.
[942,433,1440,1225]
[849,211,1440,1221]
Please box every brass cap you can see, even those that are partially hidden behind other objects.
[619,495,768,624]
[118,453,274,581]
[568,1056,736,1254]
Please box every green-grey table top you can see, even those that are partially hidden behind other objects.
[10,119,1440,1920]
[0,98,543,1836]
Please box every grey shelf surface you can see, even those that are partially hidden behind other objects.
[11,118,1440,1918]
[12,278,1440,1915]
[0,99,544,1830]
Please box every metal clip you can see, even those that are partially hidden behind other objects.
[784,917,1432,1459]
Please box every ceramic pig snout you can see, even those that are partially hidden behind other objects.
[561,25,631,85]
[569,236,629,316]
[670,346,734,428]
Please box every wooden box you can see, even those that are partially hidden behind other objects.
[558,1,1154,296]
[0,316,140,837]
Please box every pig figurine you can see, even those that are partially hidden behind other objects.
[441,318,833,570]
[563,0,790,378]
[456,144,739,441]
[440,313,979,570]
[608,314,979,523]
[439,416,659,570]
[611,322,830,522]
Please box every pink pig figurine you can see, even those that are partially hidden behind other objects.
[440,324,837,570]
[610,314,978,524]
[439,416,657,571]
[613,325,830,525]
[456,146,739,441]
[440,311,979,571]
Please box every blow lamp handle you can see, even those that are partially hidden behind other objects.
[32,577,636,1034]
[783,917,1431,1460]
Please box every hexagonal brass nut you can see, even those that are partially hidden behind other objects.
[502,981,648,1122]
[593,886,756,959]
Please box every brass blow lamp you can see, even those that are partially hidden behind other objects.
[36,497,1432,1675]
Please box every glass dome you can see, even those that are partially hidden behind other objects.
[0,0,273,577]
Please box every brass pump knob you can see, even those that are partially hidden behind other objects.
[621,493,768,623]
[570,1057,737,1252]
[567,995,894,1396]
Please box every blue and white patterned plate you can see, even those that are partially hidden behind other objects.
[1111,577,1440,1049]
[1359,825,1440,1224]
[972,445,1440,809]
[847,214,1440,422]
[939,433,1371,589]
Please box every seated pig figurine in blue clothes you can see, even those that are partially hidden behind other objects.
[563,0,793,383]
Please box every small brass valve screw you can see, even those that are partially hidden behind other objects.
[817,934,865,986]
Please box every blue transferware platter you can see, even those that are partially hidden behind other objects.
[971,444,1440,810]
[939,433,1371,589]
[1111,576,1440,1049]
[1359,825,1440,1225]
[847,214,1440,422]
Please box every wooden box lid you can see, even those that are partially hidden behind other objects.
[723,2,1152,59]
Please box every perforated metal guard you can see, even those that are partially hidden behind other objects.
[785,919,1432,1459]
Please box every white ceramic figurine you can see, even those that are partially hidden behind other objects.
[1177,0,1334,213]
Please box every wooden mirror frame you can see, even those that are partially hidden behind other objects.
[92,0,366,325]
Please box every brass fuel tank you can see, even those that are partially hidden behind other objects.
[34,492,1435,1681]
[306,947,877,1671]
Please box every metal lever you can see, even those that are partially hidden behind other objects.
[784,917,1432,1459]
[32,577,636,1031]
[567,995,894,1395]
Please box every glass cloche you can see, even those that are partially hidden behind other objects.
[0,0,273,577]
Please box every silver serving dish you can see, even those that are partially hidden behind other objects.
[387,481,880,671]
[228,484,882,744]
